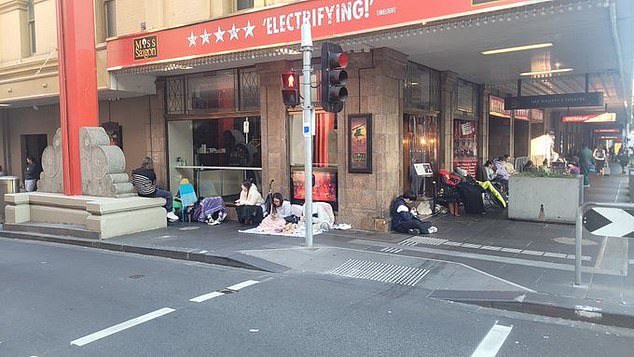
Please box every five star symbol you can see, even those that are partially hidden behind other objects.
[187,22,256,46]
[187,31,198,47]
[200,29,211,45]
[243,20,255,38]
[228,24,241,41]
[214,26,226,43]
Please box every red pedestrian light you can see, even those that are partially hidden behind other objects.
[281,72,300,107]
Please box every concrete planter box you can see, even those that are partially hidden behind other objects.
[508,175,583,224]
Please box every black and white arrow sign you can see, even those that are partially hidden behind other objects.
[583,207,634,238]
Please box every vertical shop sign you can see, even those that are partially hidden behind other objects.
[348,114,372,173]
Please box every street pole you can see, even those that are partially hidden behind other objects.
[301,23,314,248]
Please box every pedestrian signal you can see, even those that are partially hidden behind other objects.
[281,72,300,107]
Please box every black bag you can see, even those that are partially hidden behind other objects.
[284,215,300,224]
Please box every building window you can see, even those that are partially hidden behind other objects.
[455,79,479,119]
[238,67,259,111]
[166,78,185,114]
[187,70,237,113]
[166,67,260,115]
[404,62,441,112]
[27,0,36,54]
[104,0,116,38]
[237,0,254,11]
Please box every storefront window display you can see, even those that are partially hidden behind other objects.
[403,114,438,198]
[454,119,478,177]
[165,68,262,199]
[289,112,338,209]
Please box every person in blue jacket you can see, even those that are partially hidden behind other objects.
[390,195,437,235]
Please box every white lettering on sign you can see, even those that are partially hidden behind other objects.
[376,7,397,16]
[263,0,376,35]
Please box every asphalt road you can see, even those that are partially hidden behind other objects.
[1,238,633,357]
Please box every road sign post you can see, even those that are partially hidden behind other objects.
[575,202,634,285]
[301,23,313,248]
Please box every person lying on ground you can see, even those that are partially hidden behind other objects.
[390,195,437,235]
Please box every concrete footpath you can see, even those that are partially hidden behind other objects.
[1,163,632,328]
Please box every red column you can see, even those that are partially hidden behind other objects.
[56,0,99,195]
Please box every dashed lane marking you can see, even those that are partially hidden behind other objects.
[226,280,259,291]
[471,322,513,357]
[189,291,225,303]
[329,259,430,287]
[398,238,591,261]
[70,308,175,347]
[380,247,403,254]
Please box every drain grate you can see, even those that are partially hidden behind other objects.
[329,259,429,286]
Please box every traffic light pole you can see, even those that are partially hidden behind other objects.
[301,23,314,248]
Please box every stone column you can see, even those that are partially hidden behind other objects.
[338,48,407,231]
[479,87,490,162]
[439,71,458,170]
[149,82,167,187]
[256,61,292,198]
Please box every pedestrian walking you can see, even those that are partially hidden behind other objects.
[592,146,606,176]
[579,145,592,187]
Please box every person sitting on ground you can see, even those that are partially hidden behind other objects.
[492,157,510,193]
[484,160,496,181]
[390,195,437,235]
[567,161,580,176]
[502,154,516,176]
[235,179,265,225]
[522,160,536,173]
[539,159,551,175]
[131,157,179,222]
[257,193,293,233]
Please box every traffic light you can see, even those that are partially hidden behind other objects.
[281,72,300,107]
[320,42,348,113]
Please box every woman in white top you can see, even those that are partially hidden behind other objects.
[592,146,607,176]
[235,180,265,225]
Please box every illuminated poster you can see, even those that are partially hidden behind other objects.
[291,169,338,210]
[348,114,372,173]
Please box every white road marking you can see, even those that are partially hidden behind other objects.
[462,243,482,249]
[189,291,225,303]
[471,322,513,357]
[521,250,544,256]
[481,246,502,251]
[226,280,259,291]
[500,248,522,254]
[543,252,568,259]
[70,307,175,347]
[380,247,403,254]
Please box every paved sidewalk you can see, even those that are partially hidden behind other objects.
[1,163,632,327]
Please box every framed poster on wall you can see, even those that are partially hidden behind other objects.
[348,114,372,173]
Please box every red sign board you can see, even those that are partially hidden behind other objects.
[514,109,529,121]
[593,128,620,134]
[561,113,616,123]
[489,95,510,118]
[530,109,544,123]
[107,0,546,70]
